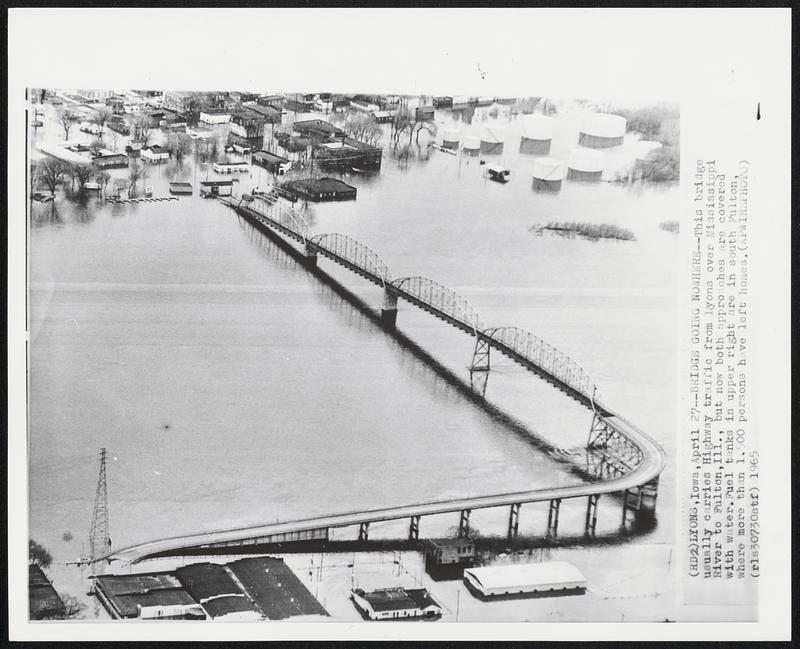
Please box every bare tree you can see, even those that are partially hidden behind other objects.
[414,119,437,146]
[343,113,383,147]
[29,539,53,569]
[70,163,96,192]
[92,107,112,140]
[167,132,192,162]
[38,157,68,196]
[89,139,105,156]
[391,106,415,146]
[96,170,111,196]
[29,160,40,200]
[127,160,147,196]
[56,108,79,140]
[112,178,128,199]
[129,114,153,146]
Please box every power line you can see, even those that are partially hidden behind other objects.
[88,447,111,567]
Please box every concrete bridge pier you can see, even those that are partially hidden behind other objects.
[546,498,561,540]
[585,494,600,536]
[358,522,369,542]
[409,515,420,541]
[381,289,398,328]
[303,243,318,267]
[622,475,660,524]
[507,503,521,540]
[458,509,471,538]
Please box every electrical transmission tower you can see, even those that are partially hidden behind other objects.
[88,448,111,565]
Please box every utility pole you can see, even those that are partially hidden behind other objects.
[89,448,111,569]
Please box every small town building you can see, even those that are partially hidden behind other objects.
[313,137,382,172]
[141,145,170,164]
[463,561,587,600]
[415,105,435,121]
[252,150,292,175]
[125,142,144,158]
[79,121,101,135]
[578,113,627,148]
[424,537,475,579]
[432,96,454,109]
[280,177,357,202]
[292,119,346,141]
[212,161,249,174]
[93,572,205,620]
[226,557,328,620]
[247,104,282,124]
[107,119,131,136]
[199,110,231,125]
[169,181,194,195]
[486,164,511,183]
[199,180,234,197]
[92,152,129,169]
[372,110,394,123]
[77,89,113,102]
[29,564,64,620]
[351,587,442,621]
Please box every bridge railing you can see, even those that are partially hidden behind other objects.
[390,276,484,334]
[253,196,310,243]
[310,233,392,285]
[484,326,603,408]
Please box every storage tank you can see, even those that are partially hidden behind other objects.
[531,157,566,192]
[442,128,460,150]
[567,148,605,181]
[519,115,554,155]
[480,125,506,155]
[578,113,626,148]
[462,135,481,156]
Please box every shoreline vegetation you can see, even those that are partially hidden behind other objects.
[529,221,636,242]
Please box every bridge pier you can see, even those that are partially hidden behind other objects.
[458,509,471,538]
[507,503,521,540]
[381,289,398,328]
[303,244,318,267]
[358,522,369,542]
[622,475,660,525]
[409,515,420,541]
[546,499,561,540]
[585,494,600,537]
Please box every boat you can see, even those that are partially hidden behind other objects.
[486,164,511,183]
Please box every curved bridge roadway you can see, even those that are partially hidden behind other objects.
[96,196,666,566]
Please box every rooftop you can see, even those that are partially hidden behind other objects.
[464,561,586,590]
[175,562,243,602]
[201,595,261,619]
[283,177,356,194]
[227,556,327,620]
[253,150,289,164]
[29,565,64,619]
[354,587,439,613]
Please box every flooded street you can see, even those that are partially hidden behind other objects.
[28,100,679,620]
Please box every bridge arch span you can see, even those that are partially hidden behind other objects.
[390,276,484,334]
[309,233,392,286]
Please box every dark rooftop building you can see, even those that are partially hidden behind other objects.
[247,104,282,123]
[424,536,475,580]
[29,565,64,620]
[227,557,328,620]
[201,595,261,620]
[292,119,346,140]
[280,177,357,202]
[415,105,436,121]
[93,572,202,620]
[313,136,382,171]
[252,150,292,174]
[175,562,242,602]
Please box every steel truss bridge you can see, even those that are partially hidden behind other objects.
[92,195,666,566]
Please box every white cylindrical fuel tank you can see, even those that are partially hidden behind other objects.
[442,128,460,149]
[519,115,555,155]
[578,113,626,148]
[463,135,481,155]
[567,148,605,181]
[480,125,506,154]
[531,157,566,191]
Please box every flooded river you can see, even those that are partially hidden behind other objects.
[27,102,679,603]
